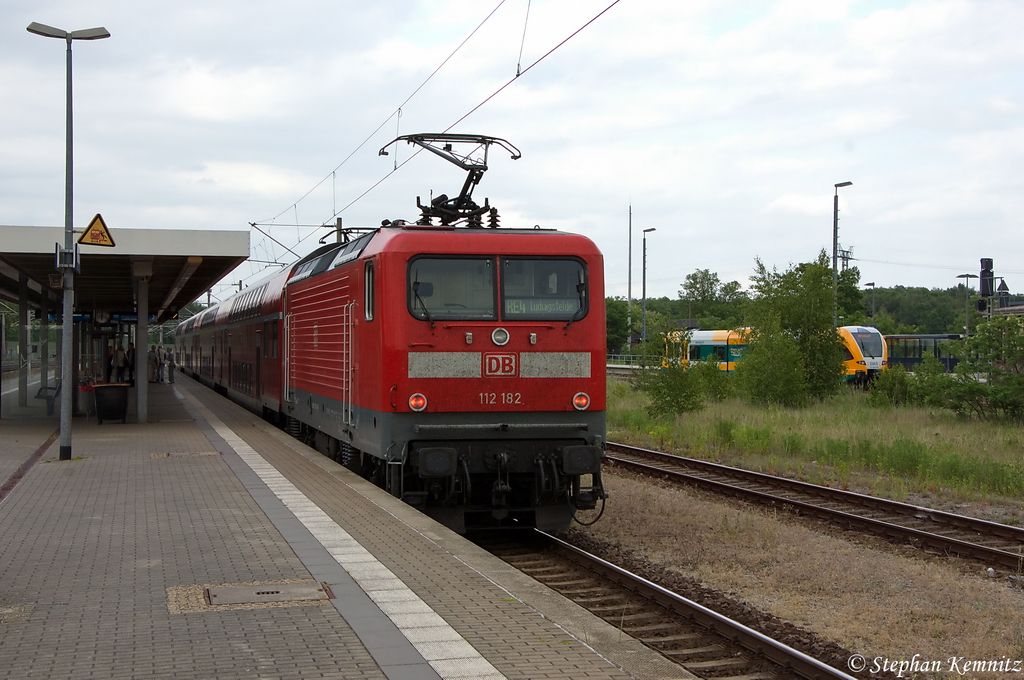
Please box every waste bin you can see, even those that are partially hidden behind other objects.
[78,383,94,416]
[94,383,128,424]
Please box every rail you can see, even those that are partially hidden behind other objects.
[606,442,1024,570]
[478,530,856,679]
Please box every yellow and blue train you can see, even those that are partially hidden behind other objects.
[664,326,887,385]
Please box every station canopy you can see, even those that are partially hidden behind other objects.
[0,225,249,325]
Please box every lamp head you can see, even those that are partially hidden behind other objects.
[27,22,110,40]
[27,22,67,38]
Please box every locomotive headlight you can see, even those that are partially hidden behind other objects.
[409,393,427,412]
[491,327,510,346]
[572,392,590,410]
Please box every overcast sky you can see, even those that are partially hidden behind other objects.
[4,0,1023,303]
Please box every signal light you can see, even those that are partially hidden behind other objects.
[572,392,590,410]
[980,257,994,297]
[409,393,427,412]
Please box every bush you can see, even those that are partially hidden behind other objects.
[689,358,735,402]
[634,365,705,418]
[735,325,808,407]
[867,364,914,408]
[912,352,954,408]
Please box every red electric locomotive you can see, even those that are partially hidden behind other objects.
[176,134,607,532]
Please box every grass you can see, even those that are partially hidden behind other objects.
[607,379,1024,515]
[591,379,1024,670]
[576,473,1024,670]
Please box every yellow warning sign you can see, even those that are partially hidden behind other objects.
[78,213,115,247]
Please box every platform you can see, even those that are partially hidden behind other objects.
[0,372,688,679]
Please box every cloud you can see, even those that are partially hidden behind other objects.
[5,0,1024,296]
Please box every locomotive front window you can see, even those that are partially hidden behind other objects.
[501,258,587,321]
[408,257,496,321]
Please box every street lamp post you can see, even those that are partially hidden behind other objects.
[627,206,632,350]
[865,282,875,320]
[833,181,852,328]
[641,228,656,343]
[28,22,110,461]
[956,273,977,336]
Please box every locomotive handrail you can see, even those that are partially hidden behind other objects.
[283,312,293,403]
[342,302,356,427]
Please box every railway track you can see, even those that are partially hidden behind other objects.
[477,531,855,680]
[606,442,1024,571]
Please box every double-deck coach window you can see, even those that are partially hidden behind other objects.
[407,256,587,322]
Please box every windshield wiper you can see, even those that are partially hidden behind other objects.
[412,280,434,329]
[563,277,586,331]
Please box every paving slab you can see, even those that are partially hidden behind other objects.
[0,375,691,680]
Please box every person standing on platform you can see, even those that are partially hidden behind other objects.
[148,345,157,383]
[156,345,167,383]
[112,344,128,383]
[105,345,114,382]
[167,348,176,383]
[126,343,136,386]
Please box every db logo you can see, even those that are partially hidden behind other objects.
[484,353,517,377]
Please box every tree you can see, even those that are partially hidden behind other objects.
[868,285,964,333]
[837,266,867,326]
[950,315,1024,420]
[870,309,916,336]
[680,269,722,315]
[605,297,630,353]
[745,251,845,402]
[678,269,748,328]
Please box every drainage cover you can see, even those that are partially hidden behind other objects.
[205,582,333,605]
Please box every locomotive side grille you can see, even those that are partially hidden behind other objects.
[408,352,481,378]
[519,352,590,378]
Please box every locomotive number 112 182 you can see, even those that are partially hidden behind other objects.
[479,392,523,405]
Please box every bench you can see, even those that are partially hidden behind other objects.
[34,382,62,416]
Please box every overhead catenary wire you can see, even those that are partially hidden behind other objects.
[856,257,1024,277]
[517,0,532,77]
[444,0,622,133]
[320,0,626,222]
[256,0,509,227]
[241,0,623,292]
[241,1,512,285]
